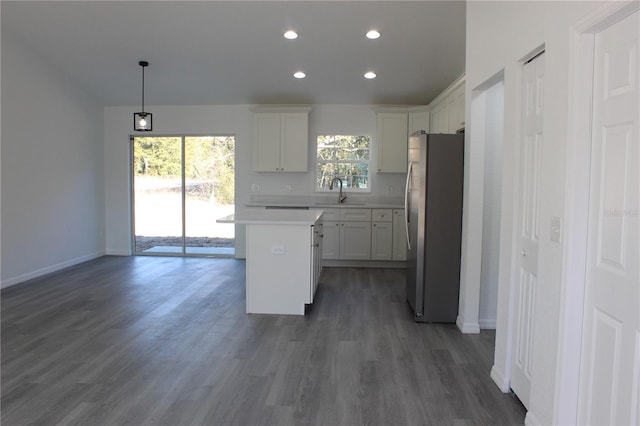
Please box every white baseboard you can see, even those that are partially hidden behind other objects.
[490,365,510,393]
[105,249,132,256]
[524,410,541,426]
[456,315,481,334]
[479,318,497,329]
[322,259,407,268]
[1,251,105,289]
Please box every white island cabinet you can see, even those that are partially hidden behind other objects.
[219,208,323,315]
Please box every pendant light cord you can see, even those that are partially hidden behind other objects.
[139,60,149,113]
[141,64,145,112]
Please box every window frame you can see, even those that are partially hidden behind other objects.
[314,134,371,193]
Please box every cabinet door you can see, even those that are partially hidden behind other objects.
[340,222,371,260]
[447,97,458,133]
[392,209,407,261]
[340,208,372,222]
[409,110,430,135]
[281,112,308,172]
[454,89,465,131]
[322,221,340,260]
[371,209,392,222]
[430,109,439,133]
[310,223,322,302]
[253,113,281,171]
[438,103,449,134]
[376,113,408,173]
[371,222,393,261]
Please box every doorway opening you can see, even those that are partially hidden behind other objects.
[131,135,235,257]
[478,79,505,331]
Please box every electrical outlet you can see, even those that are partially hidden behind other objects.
[388,185,394,194]
[285,184,292,193]
[251,183,260,193]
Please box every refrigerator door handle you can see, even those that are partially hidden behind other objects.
[404,161,412,250]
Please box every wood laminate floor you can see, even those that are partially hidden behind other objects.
[1,256,525,425]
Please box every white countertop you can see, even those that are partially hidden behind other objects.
[217,207,324,225]
[246,194,404,209]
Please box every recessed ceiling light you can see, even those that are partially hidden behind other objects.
[284,30,298,40]
[366,30,381,40]
[364,71,377,79]
[293,71,306,79]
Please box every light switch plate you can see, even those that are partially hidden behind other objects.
[271,245,285,255]
[550,216,562,243]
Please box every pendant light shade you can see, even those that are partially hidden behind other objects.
[134,61,152,131]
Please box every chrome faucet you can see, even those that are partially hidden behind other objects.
[329,177,347,204]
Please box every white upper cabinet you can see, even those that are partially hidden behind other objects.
[453,88,465,131]
[376,112,408,173]
[408,108,430,135]
[253,113,281,171]
[428,74,465,134]
[252,107,311,172]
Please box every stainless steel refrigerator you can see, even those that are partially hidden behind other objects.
[404,131,464,322]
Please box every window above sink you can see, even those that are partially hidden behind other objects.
[315,135,371,193]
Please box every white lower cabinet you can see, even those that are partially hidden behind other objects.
[245,217,321,315]
[322,221,341,260]
[371,208,393,261]
[340,222,371,260]
[392,209,407,261]
[321,207,405,262]
[322,221,371,260]
[371,221,393,260]
[311,221,323,300]
[322,208,371,260]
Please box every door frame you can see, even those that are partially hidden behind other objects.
[554,2,639,424]
[129,133,237,258]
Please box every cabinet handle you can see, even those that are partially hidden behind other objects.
[373,223,377,227]
[313,243,320,247]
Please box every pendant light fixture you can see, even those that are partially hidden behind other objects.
[134,61,152,131]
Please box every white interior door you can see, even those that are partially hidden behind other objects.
[578,10,639,425]
[511,52,544,409]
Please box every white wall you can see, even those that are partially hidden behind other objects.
[104,104,407,258]
[465,1,605,424]
[479,81,504,329]
[1,32,105,287]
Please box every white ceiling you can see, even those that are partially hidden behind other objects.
[2,1,466,107]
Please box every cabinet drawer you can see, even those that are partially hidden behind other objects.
[371,209,392,222]
[321,208,340,222]
[339,208,372,222]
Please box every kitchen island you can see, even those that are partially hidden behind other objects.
[218,208,323,315]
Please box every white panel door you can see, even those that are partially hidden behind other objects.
[511,52,545,409]
[578,11,639,426]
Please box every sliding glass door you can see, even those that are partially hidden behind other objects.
[131,135,235,256]
[184,136,235,255]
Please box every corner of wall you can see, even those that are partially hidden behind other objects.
[523,411,542,426]
[456,315,480,334]
[490,364,510,392]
